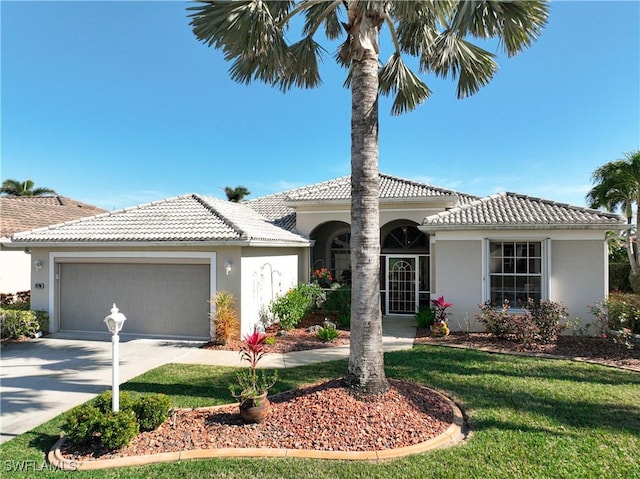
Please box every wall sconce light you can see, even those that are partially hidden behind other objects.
[33,259,43,271]
[224,261,232,276]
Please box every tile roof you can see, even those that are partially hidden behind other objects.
[243,174,478,231]
[9,194,309,244]
[0,196,107,237]
[284,174,478,202]
[422,192,626,230]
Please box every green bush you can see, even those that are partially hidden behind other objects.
[316,326,339,342]
[99,410,139,450]
[415,306,435,329]
[270,283,324,330]
[64,404,103,445]
[477,301,515,339]
[609,262,632,292]
[590,293,640,335]
[337,311,350,328]
[93,390,135,414]
[322,286,351,316]
[0,308,48,339]
[133,394,171,431]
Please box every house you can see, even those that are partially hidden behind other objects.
[1,174,625,338]
[0,196,107,296]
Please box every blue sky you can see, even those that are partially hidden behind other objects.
[2,1,639,211]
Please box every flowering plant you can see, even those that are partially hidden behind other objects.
[431,296,452,337]
[229,330,277,404]
[311,267,333,284]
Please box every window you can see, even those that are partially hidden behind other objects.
[489,241,543,307]
[330,231,351,285]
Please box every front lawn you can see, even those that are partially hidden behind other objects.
[1,347,638,479]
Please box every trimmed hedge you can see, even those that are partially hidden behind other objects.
[63,391,172,450]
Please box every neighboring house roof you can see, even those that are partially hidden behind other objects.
[8,194,309,245]
[0,195,107,237]
[421,192,626,231]
[244,173,479,232]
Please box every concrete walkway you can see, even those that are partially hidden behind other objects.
[0,317,415,444]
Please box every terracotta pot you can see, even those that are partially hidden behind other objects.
[239,392,270,423]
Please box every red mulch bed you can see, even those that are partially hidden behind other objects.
[60,378,454,461]
[202,313,350,353]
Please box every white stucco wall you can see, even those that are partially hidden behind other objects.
[550,239,607,327]
[0,250,31,294]
[240,254,299,337]
[429,230,609,332]
[431,239,484,331]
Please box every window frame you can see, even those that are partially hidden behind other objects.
[483,238,551,308]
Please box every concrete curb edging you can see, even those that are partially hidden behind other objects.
[48,388,465,470]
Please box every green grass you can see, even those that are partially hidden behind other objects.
[1,346,639,479]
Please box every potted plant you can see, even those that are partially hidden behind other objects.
[229,330,278,423]
[311,267,334,288]
[430,296,452,337]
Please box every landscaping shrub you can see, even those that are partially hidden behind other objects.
[316,326,339,342]
[590,293,640,349]
[415,305,435,329]
[322,286,350,316]
[65,391,169,449]
[523,298,568,343]
[270,283,324,330]
[0,308,48,340]
[609,262,632,292]
[477,299,568,346]
[477,300,515,339]
[93,390,135,414]
[99,410,139,450]
[64,404,104,445]
[210,290,240,344]
[133,394,171,431]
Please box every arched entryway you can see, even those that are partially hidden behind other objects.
[380,221,430,315]
[309,221,351,285]
[311,220,429,315]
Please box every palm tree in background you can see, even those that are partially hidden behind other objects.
[189,0,548,395]
[224,185,251,202]
[586,150,640,285]
[0,179,57,197]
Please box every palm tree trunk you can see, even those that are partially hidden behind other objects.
[344,8,388,395]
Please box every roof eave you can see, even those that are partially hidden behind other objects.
[1,239,254,249]
[419,223,628,233]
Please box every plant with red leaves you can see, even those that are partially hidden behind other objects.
[431,296,453,323]
[230,330,277,404]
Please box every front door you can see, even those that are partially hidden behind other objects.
[387,256,418,315]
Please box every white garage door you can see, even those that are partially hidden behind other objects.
[59,263,210,338]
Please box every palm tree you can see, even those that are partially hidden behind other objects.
[0,178,57,196]
[586,150,640,282]
[189,1,548,395]
[224,185,251,202]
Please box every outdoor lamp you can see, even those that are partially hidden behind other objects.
[104,303,127,412]
[224,261,232,275]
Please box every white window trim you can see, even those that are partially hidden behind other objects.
[482,238,551,307]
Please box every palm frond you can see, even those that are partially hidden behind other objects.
[277,37,325,90]
[379,53,431,115]
[452,0,548,57]
[190,1,291,85]
[423,29,498,98]
[302,0,343,40]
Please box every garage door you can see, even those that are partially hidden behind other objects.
[59,263,210,338]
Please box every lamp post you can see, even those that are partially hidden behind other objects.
[104,303,126,412]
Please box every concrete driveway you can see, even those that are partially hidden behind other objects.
[0,333,203,444]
